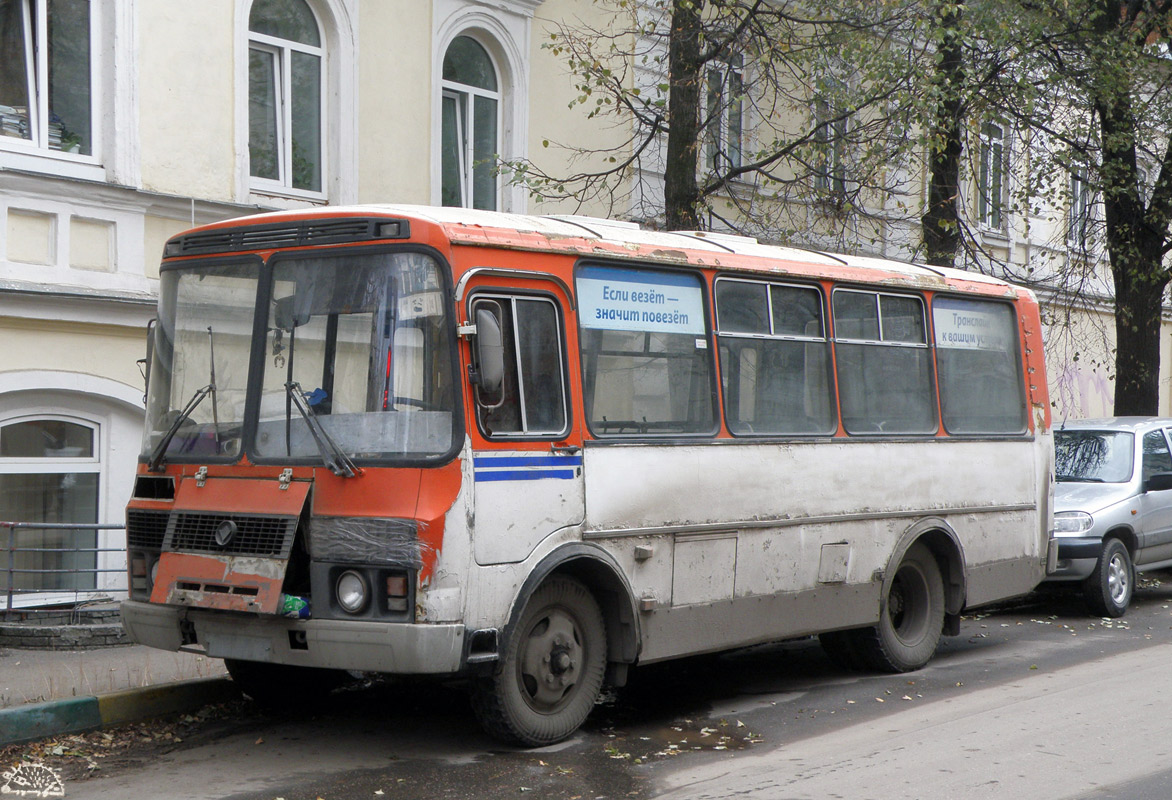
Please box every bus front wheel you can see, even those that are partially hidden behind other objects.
[472,576,607,746]
[853,543,944,673]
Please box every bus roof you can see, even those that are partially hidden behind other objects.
[168,204,1022,297]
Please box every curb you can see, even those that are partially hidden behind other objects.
[0,677,240,747]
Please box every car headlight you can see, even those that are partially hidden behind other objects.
[1054,511,1094,534]
[336,570,368,613]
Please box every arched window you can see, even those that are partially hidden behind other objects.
[0,417,100,594]
[248,0,323,194]
[441,36,500,210]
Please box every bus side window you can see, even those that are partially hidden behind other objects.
[834,289,936,435]
[470,295,569,437]
[932,297,1026,434]
[715,279,835,435]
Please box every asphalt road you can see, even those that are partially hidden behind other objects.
[53,572,1172,800]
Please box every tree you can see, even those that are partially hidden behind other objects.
[512,0,924,243]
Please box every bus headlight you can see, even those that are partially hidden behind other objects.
[1054,511,1094,535]
[336,570,368,613]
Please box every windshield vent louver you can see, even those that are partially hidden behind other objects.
[166,217,410,256]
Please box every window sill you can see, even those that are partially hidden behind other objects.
[248,182,328,209]
[0,147,106,184]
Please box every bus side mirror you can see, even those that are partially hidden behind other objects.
[137,318,157,404]
[473,306,505,403]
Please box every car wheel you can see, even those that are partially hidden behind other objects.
[471,577,607,747]
[851,543,945,673]
[1083,538,1133,618]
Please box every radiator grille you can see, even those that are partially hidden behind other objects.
[168,513,297,558]
[126,509,170,550]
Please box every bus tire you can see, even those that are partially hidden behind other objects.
[1082,538,1132,618]
[224,658,347,711]
[471,577,607,747]
[852,543,944,673]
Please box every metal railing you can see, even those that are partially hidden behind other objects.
[1,521,127,620]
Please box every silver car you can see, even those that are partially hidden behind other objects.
[1050,417,1172,617]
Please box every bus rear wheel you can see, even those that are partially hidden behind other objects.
[852,543,944,673]
[471,576,607,747]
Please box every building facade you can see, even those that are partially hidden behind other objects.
[0,0,1164,604]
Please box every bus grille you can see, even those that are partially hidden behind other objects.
[126,509,170,550]
[169,218,409,255]
[168,513,297,559]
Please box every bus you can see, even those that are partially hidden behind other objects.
[121,205,1055,746]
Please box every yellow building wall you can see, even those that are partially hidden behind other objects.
[137,1,237,200]
[0,318,148,395]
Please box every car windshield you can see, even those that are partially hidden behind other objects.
[1054,430,1135,483]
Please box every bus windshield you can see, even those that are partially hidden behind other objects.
[142,250,458,466]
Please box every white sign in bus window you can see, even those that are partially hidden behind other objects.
[933,297,1013,351]
[577,266,706,335]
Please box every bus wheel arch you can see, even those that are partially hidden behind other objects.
[470,545,639,746]
[852,520,962,673]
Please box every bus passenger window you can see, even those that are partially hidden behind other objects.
[471,295,568,437]
[834,289,936,435]
[576,265,716,437]
[933,297,1026,434]
[715,279,835,435]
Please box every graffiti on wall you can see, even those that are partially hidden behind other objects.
[1050,358,1113,421]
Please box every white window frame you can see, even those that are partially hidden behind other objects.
[441,39,503,211]
[247,7,327,200]
[978,121,1006,231]
[705,56,743,174]
[432,0,533,214]
[0,414,103,609]
[1068,167,1096,248]
[0,0,105,178]
[813,85,847,196]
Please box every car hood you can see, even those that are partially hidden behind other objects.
[1054,481,1136,514]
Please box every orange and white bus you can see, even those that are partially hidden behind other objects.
[122,205,1055,745]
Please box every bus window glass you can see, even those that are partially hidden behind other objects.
[834,289,936,434]
[472,295,568,437]
[577,265,715,436]
[254,251,457,461]
[716,279,835,435]
[141,261,259,462]
[933,297,1025,433]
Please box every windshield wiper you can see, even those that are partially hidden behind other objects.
[1056,474,1106,483]
[147,384,214,472]
[284,381,360,478]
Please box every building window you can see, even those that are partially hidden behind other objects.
[1069,168,1095,248]
[978,122,1005,229]
[705,56,743,173]
[441,35,500,210]
[248,0,323,194]
[0,418,100,596]
[813,90,847,196]
[0,0,93,156]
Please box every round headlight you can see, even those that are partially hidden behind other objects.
[336,570,368,613]
[149,559,160,586]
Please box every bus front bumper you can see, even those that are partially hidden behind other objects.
[121,599,465,674]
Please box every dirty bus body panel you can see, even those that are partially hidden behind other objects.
[122,205,1054,746]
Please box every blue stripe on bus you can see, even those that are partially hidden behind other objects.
[475,469,578,482]
[473,455,583,468]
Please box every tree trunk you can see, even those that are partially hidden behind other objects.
[664,0,703,231]
[921,0,964,268]
[1097,89,1167,415]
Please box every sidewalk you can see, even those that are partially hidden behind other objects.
[0,644,237,746]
